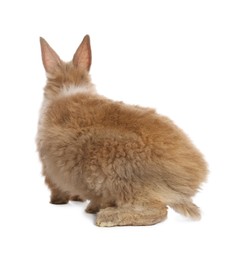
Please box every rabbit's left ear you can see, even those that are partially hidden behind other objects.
[73,35,92,71]
[40,37,62,74]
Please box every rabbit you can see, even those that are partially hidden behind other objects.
[37,35,208,227]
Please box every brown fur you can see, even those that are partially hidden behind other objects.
[37,35,208,227]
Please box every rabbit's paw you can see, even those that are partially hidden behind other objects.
[96,207,119,227]
[50,195,69,205]
[86,201,100,214]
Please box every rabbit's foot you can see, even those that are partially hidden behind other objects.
[50,194,69,204]
[86,201,100,214]
[96,203,167,227]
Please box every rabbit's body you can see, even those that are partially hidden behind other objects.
[37,35,208,226]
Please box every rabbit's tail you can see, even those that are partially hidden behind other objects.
[169,200,201,220]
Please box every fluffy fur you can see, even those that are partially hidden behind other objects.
[37,35,208,227]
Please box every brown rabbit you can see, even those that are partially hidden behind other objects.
[37,35,208,227]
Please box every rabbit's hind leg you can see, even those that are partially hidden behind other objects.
[96,201,167,227]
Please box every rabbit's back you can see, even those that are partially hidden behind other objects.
[37,93,207,204]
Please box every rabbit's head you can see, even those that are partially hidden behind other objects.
[40,35,96,100]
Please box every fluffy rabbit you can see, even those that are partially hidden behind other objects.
[37,35,208,227]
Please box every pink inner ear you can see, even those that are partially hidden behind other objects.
[73,35,92,71]
[40,37,61,73]
[44,54,59,73]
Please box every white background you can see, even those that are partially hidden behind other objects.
[0,0,242,259]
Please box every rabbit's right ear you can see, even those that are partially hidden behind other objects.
[72,35,92,71]
[40,37,62,74]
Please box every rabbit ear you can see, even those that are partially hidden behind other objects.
[40,37,62,74]
[72,35,92,71]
